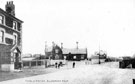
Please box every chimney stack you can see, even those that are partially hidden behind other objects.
[52,41,55,48]
[76,41,78,49]
[45,41,47,52]
[5,1,15,16]
[61,43,63,49]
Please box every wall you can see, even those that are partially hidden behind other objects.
[91,59,105,64]
[0,52,11,65]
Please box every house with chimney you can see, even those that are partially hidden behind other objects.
[45,42,87,61]
[0,1,23,71]
[62,48,87,61]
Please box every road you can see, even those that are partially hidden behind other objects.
[0,62,135,84]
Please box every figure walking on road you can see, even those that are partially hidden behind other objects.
[73,62,75,68]
[58,63,60,69]
[55,62,58,68]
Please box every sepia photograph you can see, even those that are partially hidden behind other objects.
[0,0,135,84]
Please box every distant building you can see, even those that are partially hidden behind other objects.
[22,54,32,58]
[62,48,87,61]
[0,1,23,71]
[91,50,107,64]
[45,45,63,60]
[45,42,87,61]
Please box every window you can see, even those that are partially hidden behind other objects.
[0,30,4,43]
[14,35,17,44]
[55,49,59,54]
[0,15,4,24]
[17,23,21,31]
[13,21,17,30]
[5,38,13,45]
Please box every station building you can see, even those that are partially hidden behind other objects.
[45,42,87,61]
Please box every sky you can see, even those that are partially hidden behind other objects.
[0,0,135,57]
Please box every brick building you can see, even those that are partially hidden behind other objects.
[62,48,87,61]
[45,42,87,61]
[45,42,63,60]
[0,1,23,71]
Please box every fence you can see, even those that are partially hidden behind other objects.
[22,59,49,68]
[22,59,67,68]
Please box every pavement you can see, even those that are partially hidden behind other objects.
[0,62,135,84]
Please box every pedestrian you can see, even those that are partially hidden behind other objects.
[45,60,47,68]
[55,62,58,68]
[58,63,60,69]
[73,62,75,68]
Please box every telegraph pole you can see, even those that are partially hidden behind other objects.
[76,41,79,49]
[45,41,47,68]
[45,41,47,55]
[99,42,101,64]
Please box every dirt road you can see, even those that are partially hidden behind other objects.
[1,62,135,84]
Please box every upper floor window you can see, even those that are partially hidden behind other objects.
[17,23,21,31]
[13,21,17,30]
[0,30,4,43]
[0,15,4,24]
[5,38,13,45]
[14,35,17,44]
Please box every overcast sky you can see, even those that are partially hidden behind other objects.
[0,0,135,57]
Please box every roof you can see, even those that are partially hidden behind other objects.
[33,54,41,57]
[22,54,32,57]
[91,55,106,59]
[62,48,87,54]
[46,46,87,54]
[22,57,35,61]
[0,8,23,23]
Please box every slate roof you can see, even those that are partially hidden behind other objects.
[0,8,23,23]
[91,55,106,59]
[62,48,87,54]
[46,46,87,54]
[22,57,35,61]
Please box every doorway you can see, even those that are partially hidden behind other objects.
[14,53,20,69]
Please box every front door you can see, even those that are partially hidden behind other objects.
[14,53,19,69]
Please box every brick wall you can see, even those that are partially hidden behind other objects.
[0,52,11,65]
[5,16,13,28]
